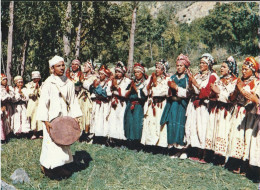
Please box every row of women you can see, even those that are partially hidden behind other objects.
[1,53,259,177]
[75,54,259,176]
[1,71,43,140]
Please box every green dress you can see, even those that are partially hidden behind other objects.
[160,74,189,145]
[124,80,147,140]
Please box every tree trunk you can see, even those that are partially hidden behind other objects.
[127,2,138,77]
[75,2,83,58]
[20,39,29,77]
[63,1,72,66]
[6,1,14,85]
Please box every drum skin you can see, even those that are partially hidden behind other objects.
[50,116,81,146]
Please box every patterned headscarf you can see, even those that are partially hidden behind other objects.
[133,63,145,74]
[200,53,215,66]
[1,73,7,82]
[225,56,239,77]
[99,65,111,77]
[176,54,190,68]
[72,59,81,66]
[84,60,94,73]
[243,57,259,74]
[156,59,169,75]
[115,61,127,74]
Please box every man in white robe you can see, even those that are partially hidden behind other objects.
[37,55,82,178]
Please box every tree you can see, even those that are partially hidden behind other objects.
[6,1,14,85]
[63,1,72,66]
[75,2,83,58]
[127,1,139,76]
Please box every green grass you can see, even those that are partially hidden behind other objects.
[1,138,258,190]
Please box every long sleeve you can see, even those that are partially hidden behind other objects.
[36,83,50,122]
[68,83,82,118]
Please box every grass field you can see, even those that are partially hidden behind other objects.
[1,138,258,190]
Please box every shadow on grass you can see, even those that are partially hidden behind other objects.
[43,150,92,181]
[68,150,93,173]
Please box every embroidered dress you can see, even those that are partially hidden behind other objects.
[160,73,189,147]
[141,75,170,147]
[25,81,43,131]
[249,103,260,167]
[37,75,82,169]
[1,85,14,140]
[185,71,218,149]
[227,76,260,163]
[12,87,31,134]
[107,77,132,140]
[206,76,237,156]
[124,78,147,141]
[89,79,112,137]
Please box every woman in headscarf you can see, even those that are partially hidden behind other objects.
[89,65,112,142]
[206,56,238,164]
[12,76,31,136]
[80,60,98,140]
[107,61,132,144]
[124,63,147,149]
[141,60,170,149]
[185,53,219,163]
[25,71,43,140]
[160,54,191,159]
[1,73,14,141]
[227,57,260,174]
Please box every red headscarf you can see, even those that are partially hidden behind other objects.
[176,54,190,68]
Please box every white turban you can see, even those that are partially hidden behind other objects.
[31,71,41,79]
[49,55,64,68]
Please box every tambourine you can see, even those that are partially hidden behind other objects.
[50,116,81,146]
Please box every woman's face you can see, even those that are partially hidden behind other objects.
[220,62,229,76]
[115,70,123,79]
[33,78,40,83]
[176,62,186,74]
[199,60,209,72]
[71,62,80,72]
[1,78,7,86]
[134,70,143,80]
[99,72,106,81]
[16,80,24,88]
[155,65,164,76]
[83,64,90,73]
[242,65,253,79]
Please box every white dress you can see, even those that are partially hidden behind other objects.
[227,76,260,165]
[89,79,112,137]
[25,81,43,131]
[205,76,237,156]
[107,77,132,140]
[141,75,170,147]
[12,87,31,134]
[36,75,82,169]
[185,71,218,149]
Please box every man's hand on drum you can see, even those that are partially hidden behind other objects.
[44,121,52,135]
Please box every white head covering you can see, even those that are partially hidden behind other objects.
[31,71,41,79]
[14,76,23,84]
[49,55,64,68]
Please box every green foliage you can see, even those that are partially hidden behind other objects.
[1,138,258,189]
[1,2,258,82]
